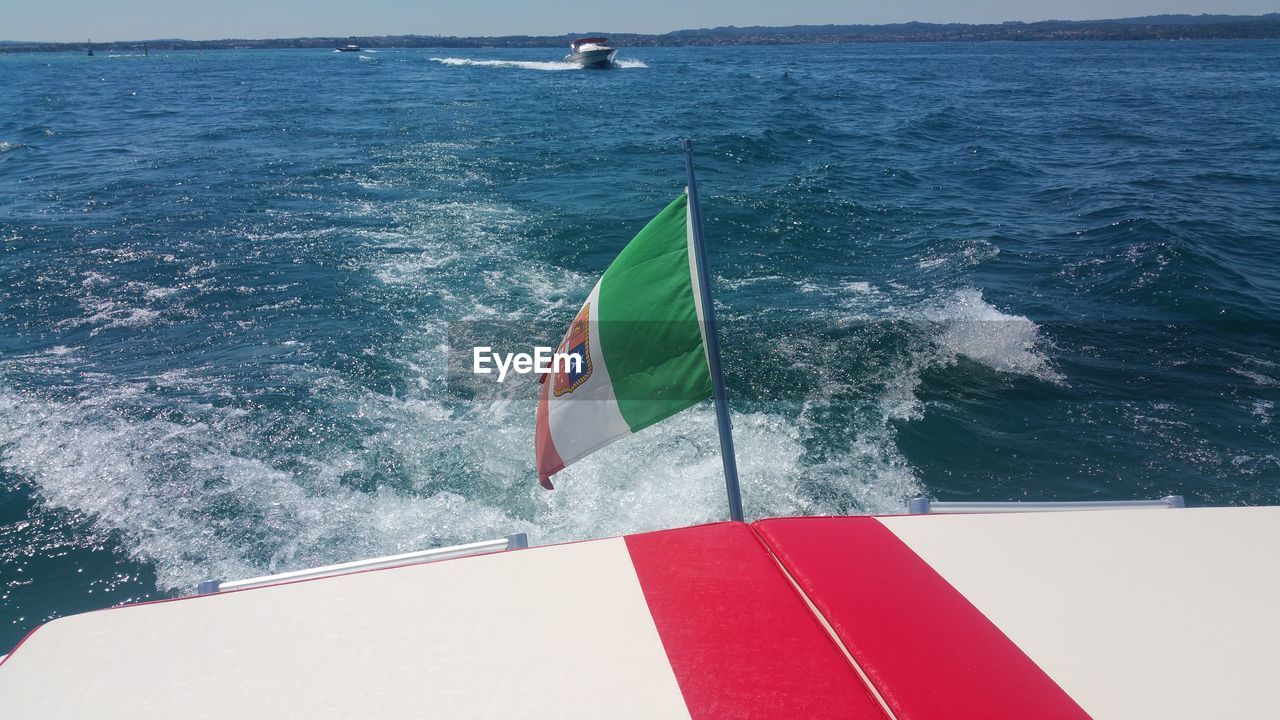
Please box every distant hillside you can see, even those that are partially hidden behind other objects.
[3,13,1278,53]
[661,14,1280,42]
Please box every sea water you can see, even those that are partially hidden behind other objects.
[1,42,1278,649]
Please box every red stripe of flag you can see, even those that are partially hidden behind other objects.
[534,374,563,488]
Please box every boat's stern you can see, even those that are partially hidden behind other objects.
[3,505,1279,718]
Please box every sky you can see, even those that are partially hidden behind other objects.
[5,0,1278,42]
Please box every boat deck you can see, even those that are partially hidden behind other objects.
[2,507,1278,718]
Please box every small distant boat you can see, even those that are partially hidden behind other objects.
[86,39,94,57]
[336,44,361,52]
[564,37,617,68]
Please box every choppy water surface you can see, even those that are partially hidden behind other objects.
[1,42,1278,648]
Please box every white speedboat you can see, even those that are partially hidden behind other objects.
[564,37,617,68]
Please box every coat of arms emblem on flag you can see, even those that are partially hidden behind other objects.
[553,304,592,396]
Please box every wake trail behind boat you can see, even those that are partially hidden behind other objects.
[432,57,647,71]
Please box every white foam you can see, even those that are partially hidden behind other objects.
[1231,367,1278,387]
[1251,399,1274,423]
[923,289,1062,383]
[58,269,189,336]
[345,182,890,551]
[1,259,924,596]
[356,196,590,322]
[56,298,162,336]
[0,385,534,591]
[432,57,581,72]
[916,239,999,272]
[432,57,646,72]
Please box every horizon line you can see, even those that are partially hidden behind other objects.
[4,12,1277,46]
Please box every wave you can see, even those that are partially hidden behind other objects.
[0,124,1055,601]
[0,361,914,593]
[0,141,35,161]
[0,323,1020,599]
[922,288,1063,383]
[0,384,532,591]
[350,194,918,517]
[0,206,936,596]
[1,199,1056,597]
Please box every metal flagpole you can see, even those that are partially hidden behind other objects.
[681,139,744,522]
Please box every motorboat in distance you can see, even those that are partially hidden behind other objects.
[564,37,617,68]
[336,44,361,52]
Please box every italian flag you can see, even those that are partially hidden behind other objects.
[536,193,713,488]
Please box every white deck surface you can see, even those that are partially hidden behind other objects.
[880,507,1280,720]
[0,537,691,720]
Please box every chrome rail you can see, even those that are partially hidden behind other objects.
[197,533,529,594]
[908,496,1185,515]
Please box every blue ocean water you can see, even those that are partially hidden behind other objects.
[1,42,1278,650]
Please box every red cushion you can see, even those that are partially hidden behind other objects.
[625,522,887,719]
[753,517,1090,720]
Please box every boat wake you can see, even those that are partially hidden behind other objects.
[0,167,1063,600]
[432,57,646,71]
[0,116,1075,607]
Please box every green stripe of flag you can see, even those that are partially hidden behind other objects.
[597,193,713,431]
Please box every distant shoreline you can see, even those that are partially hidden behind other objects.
[3,13,1279,53]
